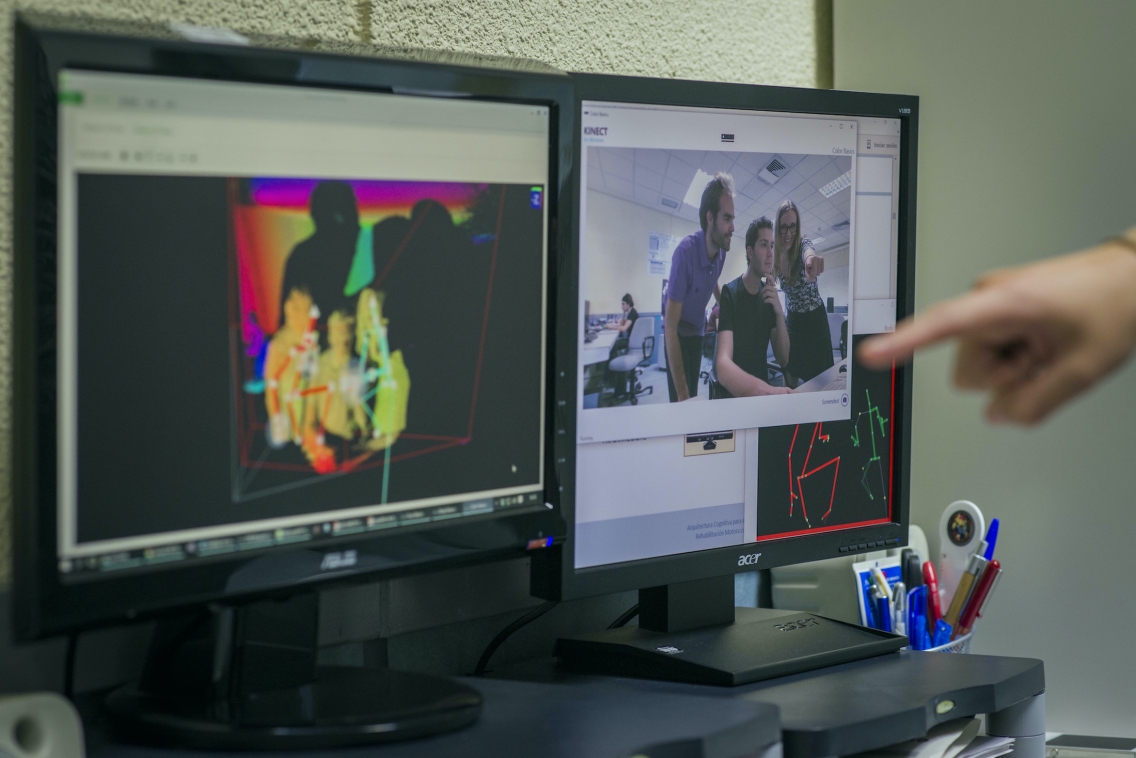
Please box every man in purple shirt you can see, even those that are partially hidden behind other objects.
[665,172,735,402]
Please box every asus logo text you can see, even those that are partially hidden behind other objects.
[320,550,357,571]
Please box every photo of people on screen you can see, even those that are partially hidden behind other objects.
[580,147,852,413]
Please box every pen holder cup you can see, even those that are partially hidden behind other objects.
[924,631,973,654]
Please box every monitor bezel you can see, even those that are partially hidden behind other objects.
[11,15,572,641]
[532,72,917,601]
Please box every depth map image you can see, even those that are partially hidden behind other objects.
[230,177,545,504]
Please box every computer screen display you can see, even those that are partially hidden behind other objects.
[575,100,902,569]
[54,70,551,579]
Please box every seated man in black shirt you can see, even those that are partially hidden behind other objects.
[715,217,793,398]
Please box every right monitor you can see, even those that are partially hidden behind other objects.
[538,74,917,601]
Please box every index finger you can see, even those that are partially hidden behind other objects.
[857,287,1020,369]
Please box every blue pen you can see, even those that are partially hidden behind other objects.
[984,519,1000,561]
[912,613,927,651]
[875,591,892,633]
[932,620,952,647]
[906,586,925,648]
[864,583,878,629]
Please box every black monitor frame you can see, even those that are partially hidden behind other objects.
[11,14,572,642]
[532,72,918,601]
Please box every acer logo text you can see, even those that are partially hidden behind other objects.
[737,552,762,566]
[775,618,820,632]
[583,126,608,136]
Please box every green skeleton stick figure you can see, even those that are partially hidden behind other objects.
[355,288,410,453]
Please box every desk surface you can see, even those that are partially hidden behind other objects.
[494,651,1045,758]
[796,357,849,393]
[582,330,619,367]
[87,678,780,758]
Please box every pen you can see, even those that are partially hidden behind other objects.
[922,561,942,627]
[902,550,922,589]
[864,582,878,629]
[984,519,1000,561]
[944,552,987,628]
[906,585,925,649]
[892,581,907,636]
[957,561,1002,637]
[932,620,952,647]
[870,567,891,597]
[874,588,892,633]
[911,612,927,651]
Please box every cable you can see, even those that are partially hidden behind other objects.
[607,603,640,629]
[63,632,78,701]
[473,600,558,676]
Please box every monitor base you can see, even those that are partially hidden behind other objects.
[557,591,907,687]
[105,665,481,750]
[104,593,480,750]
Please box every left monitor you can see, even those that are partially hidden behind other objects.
[12,16,569,641]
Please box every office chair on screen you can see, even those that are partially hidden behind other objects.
[826,312,847,361]
[604,316,655,406]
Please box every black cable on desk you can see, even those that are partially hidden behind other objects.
[607,603,639,629]
[474,600,558,676]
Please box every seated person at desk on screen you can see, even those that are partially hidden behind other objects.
[715,217,792,398]
[604,293,638,336]
[664,172,734,402]
[604,293,640,398]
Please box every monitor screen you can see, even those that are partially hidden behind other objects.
[54,70,551,579]
[575,100,902,569]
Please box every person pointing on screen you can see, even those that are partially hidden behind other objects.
[859,231,1136,425]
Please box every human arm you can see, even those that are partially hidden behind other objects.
[715,330,792,397]
[604,317,630,332]
[858,236,1136,425]
[803,244,824,282]
[714,281,723,304]
[664,297,691,401]
[764,284,791,369]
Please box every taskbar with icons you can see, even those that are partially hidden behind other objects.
[58,489,546,582]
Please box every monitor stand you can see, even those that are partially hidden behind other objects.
[105,593,481,749]
[555,575,907,687]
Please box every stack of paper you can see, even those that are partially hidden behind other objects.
[852,717,1015,758]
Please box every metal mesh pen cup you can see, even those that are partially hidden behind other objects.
[925,631,973,654]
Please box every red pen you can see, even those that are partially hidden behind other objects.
[956,559,1001,639]
[923,561,942,627]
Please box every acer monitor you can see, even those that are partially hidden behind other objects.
[11,15,570,748]
[532,72,918,686]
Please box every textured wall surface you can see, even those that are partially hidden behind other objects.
[837,0,1136,735]
[0,0,828,583]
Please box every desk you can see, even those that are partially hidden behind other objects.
[85,678,781,758]
[582,330,619,368]
[493,651,1045,758]
[796,358,848,393]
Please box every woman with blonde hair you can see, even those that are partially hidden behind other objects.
[774,199,833,384]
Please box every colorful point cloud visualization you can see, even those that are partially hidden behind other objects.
[232,177,487,493]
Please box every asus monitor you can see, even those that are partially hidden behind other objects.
[12,15,570,747]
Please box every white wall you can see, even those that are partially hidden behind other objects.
[815,266,847,309]
[584,189,701,314]
[816,244,848,309]
[837,0,1136,736]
